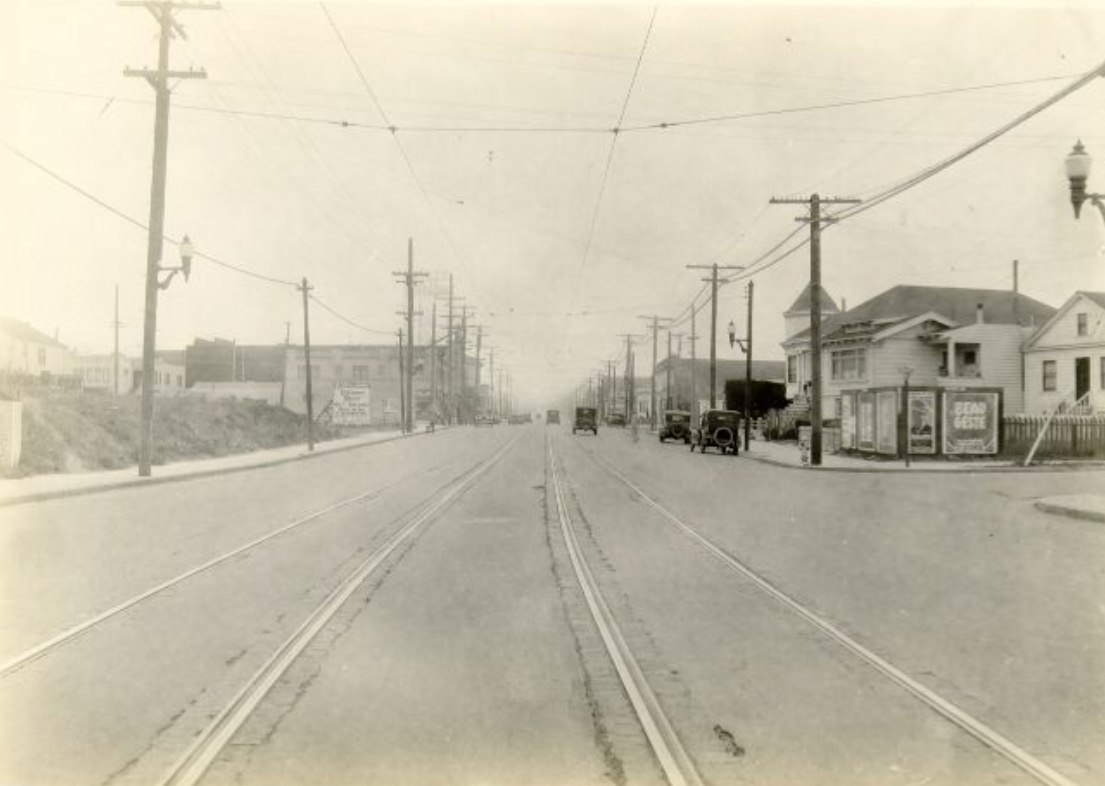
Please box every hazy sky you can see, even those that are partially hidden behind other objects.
[2,0,1104,408]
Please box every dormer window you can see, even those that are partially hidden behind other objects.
[1077,313,1088,336]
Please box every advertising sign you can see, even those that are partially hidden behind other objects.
[876,390,898,454]
[908,391,936,454]
[840,393,855,450]
[942,390,999,454]
[329,385,372,426]
[857,392,875,451]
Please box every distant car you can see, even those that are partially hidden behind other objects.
[691,409,740,454]
[546,410,560,424]
[607,412,627,427]
[659,410,692,444]
[508,414,529,425]
[573,406,598,435]
[474,415,496,427]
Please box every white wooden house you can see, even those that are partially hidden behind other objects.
[1022,291,1105,414]
[781,285,1056,423]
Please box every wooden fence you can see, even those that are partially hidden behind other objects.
[1002,414,1105,459]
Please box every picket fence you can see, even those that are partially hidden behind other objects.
[1002,414,1105,458]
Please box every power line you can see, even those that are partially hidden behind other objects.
[309,294,393,336]
[579,5,657,272]
[1,138,300,287]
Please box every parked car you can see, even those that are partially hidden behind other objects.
[659,410,692,443]
[606,412,627,427]
[546,409,560,424]
[474,414,496,427]
[691,409,740,454]
[573,406,598,435]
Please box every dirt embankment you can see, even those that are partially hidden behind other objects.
[8,393,345,478]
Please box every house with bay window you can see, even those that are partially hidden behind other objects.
[1022,291,1105,414]
[781,284,1055,454]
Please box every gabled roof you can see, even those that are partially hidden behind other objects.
[783,285,1054,347]
[785,283,839,315]
[1024,291,1105,350]
[0,317,65,347]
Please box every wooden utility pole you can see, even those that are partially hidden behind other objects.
[690,301,697,420]
[618,333,636,419]
[686,263,741,410]
[397,328,406,432]
[743,281,754,450]
[638,315,671,430]
[299,278,315,451]
[393,238,427,433]
[429,299,437,418]
[122,0,217,476]
[770,193,860,466]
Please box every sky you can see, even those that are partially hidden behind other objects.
[1,0,1104,410]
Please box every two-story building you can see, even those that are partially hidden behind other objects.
[71,354,136,394]
[1022,291,1105,414]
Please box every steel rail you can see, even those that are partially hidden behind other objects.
[157,434,520,786]
[585,449,1082,786]
[0,474,420,680]
[547,439,705,786]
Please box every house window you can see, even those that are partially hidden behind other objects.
[787,355,798,384]
[830,348,867,381]
[1043,360,1057,391]
[963,350,977,366]
[353,364,369,383]
[1077,313,1088,336]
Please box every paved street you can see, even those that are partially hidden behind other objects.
[1,424,1103,786]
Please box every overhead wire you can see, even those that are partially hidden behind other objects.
[579,5,657,272]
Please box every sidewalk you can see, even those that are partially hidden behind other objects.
[0,427,429,507]
[740,437,1105,524]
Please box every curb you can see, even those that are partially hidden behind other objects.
[1033,499,1105,524]
[0,428,440,509]
[739,449,1097,475]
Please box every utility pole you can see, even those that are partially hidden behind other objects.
[393,238,427,433]
[665,330,673,411]
[458,305,474,423]
[112,285,123,396]
[770,193,860,466]
[429,299,437,419]
[638,315,671,430]
[446,276,454,425]
[618,333,636,419]
[690,301,697,420]
[743,281,753,450]
[473,325,486,414]
[122,0,216,476]
[397,328,406,432]
[299,278,315,451]
[488,346,496,418]
[686,263,742,410]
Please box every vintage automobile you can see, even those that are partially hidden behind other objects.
[573,406,598,435]
[474,414,496,427]
[546,409,560,424]
[606,412,627,427]
[691,409,741,454]
[658,409,692,443]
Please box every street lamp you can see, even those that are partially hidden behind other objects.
[158,234,194,289]
[1065,140,1105,225]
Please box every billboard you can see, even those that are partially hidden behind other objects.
[329,385,372,426]
[908,391,936,454]
[942,390,999,454]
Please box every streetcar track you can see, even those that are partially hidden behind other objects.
[155,433,521,786]
[0,452,465,680]
[575,441,1083,786]
[547,437,705,786]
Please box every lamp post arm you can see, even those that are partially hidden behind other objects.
[1091,194,1105,226]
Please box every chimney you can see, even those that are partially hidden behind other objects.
[976,303,984,324]
[841,297,847,313]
